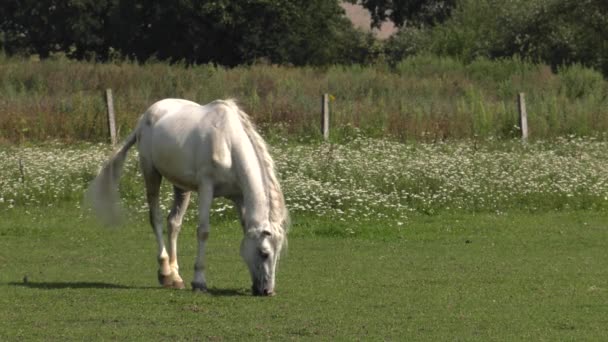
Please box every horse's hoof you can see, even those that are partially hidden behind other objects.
[169,280,185,290]
[191,282,208,293]
[158,271,173,287]
[158,270,184,289]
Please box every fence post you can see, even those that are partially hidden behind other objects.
[106,88,117,146]
[18,158,25,183]
[321,93,329,141]
[518,92,528,142]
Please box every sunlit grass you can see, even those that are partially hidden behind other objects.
[1,206,607,340]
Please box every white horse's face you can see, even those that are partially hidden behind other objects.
[241,227,283,296]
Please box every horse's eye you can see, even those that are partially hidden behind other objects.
[259,250,270,259]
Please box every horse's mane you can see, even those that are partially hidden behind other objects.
[222,99,289,244]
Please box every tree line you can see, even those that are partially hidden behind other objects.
[1,0,607,75]
[0,0,368,65]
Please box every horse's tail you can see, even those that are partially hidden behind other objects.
[86,129,138,226]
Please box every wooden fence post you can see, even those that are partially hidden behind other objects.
[106,88,117,146]
[18,158,25,183]
[518,92,528,142]
[321,93,329,141]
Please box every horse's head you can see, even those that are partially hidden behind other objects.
[240,223,284,296]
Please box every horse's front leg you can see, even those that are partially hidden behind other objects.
[192,182,213,292]
[163,186,191,289]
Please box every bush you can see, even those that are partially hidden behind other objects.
[383,27,431,66]
[558,64,606,100]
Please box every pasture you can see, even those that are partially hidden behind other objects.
[1,138,608,339]
[2,207,607,340]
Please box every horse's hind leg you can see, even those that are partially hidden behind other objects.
[165,186,191,289]
[141,163,172,288]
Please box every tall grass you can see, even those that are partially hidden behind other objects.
[1,54,607,143]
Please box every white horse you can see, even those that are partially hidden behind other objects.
[87,99,288,296]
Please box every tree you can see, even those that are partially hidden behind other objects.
[345,0,456,28]
[0,0,114,58]
[497,0,608,75]
[422,0,608,75]
[0,0,363,66]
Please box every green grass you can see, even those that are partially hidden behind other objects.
[1,138,607,339]
[1,205,607,340]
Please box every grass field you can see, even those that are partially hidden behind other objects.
[1,139,608,339]
[1,206,607,340]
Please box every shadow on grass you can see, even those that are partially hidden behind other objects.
[9,281,150,290]
[8,281,249,296]
[206,287,249,297]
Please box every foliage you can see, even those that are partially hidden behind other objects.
[0,0,365,66]
[495,0,608,75]
[422,0,608,74]
[345,0,456,28]
[558,64,606,100]
[0,0,113,58]
[2,0,608,77]
[2,0,608,76]
[383,26,430,63]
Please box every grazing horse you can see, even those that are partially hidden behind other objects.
[87,99,288,296]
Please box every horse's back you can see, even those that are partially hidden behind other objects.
[142,98,240,132]
[137,99,242,192]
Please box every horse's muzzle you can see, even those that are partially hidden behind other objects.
[252,285,275,297]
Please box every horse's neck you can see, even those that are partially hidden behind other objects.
[233,142,270,229]
[241,182,270,228]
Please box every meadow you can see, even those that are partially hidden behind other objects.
[2,205,607,340]
[3,136,608,222]
[1,54,608,143]
[1,138,608,339]
[2,54,608,339]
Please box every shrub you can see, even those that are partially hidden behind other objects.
[558,64,606,100]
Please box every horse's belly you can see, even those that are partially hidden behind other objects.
[152,145,239,194]
[158,165,240,196]
[154,156,200,191]
[213,182,240,198]
[162,171,199,192]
